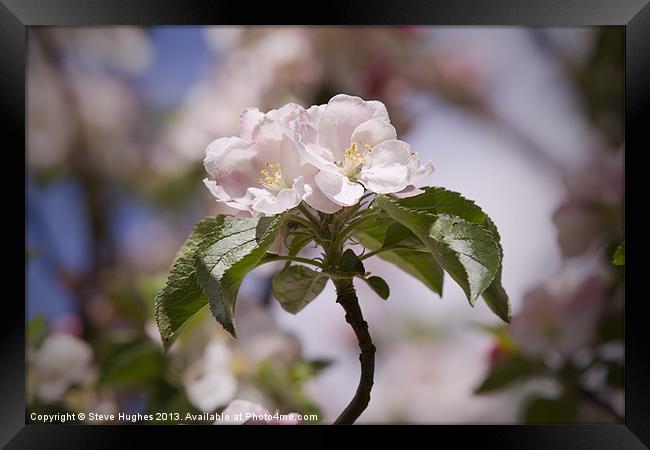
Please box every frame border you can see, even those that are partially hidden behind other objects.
[8,0,649,447]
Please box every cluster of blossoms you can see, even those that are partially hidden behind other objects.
[202,94,433,216]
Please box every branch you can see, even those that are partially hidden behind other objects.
[259,254,323,269]
[333,278,376,424]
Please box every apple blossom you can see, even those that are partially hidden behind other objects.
[299,94,433,206]
[203,103,340,216]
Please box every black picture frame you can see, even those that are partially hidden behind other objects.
[7,0,649,447]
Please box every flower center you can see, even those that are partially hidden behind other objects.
[258,162,288,193]
[338,143,373,178]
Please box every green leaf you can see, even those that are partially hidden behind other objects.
[479,218,511,323]
[154,217,223,350]
[272,265,328,314]
[364,276,390,300]
[376,195,501,304]
[523,396,578,423]
[339,248,366,276]
[287,233,314,257]
[474,354,536,394]
[355,219,444,296]
[612,241,625,266]
[398,186,487,223]
[399,188,510,321]
[381,222,417,248]
[196,215,284,338]
[370,188,510,321]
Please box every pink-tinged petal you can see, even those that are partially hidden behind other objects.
[301,104,326,145]
[364,139,412,168]
[251,118,301,181]
[268,103,307,124]
[392,185,424,198]
[267,103,321,145]
[365,100,390,121]
[203,178,233,202]
[314,170,364,206]
[407,152,434,184]
[204,137,260,199]
[305,104,326,126]
[290,176,306,199]
[203,179,252,216]
[351,118,397,148]
[300,165,343,213]
[359,166,410,194]
[318,94,390,159]
[298,143,338,172]
[250,186,302,216]
[358,140,412,194]
[414,160,434,182]
[239,107,264,139]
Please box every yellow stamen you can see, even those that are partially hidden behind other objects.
[258,162,286,192]
[340,142,373,178]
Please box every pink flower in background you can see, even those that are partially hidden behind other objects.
[299,94,433,206]
[509,275,607,357]
[553,152,623,257]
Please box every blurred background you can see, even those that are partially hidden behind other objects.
[26,26,624,424]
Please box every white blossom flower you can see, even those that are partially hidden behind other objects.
[30,334,97,403]
[299,94,433,206]
[203,103,340,216]
[182,339,238,413]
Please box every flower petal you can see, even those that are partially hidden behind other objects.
[239,107,264,139]
[351,118,396,148]
[358,139,412,194]
[251,118,301,182]
[314,170,364,206]
[300,164,343,213]
[318,94,390,159]
[407,152,434,184]
[203,179,252,216]
[392,185,424,198]
[204,137,260,199]
[298,143,338,172]
[250,184,302,216]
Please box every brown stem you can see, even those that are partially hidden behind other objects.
[333,278,376,425]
